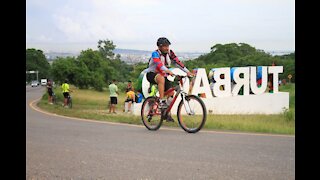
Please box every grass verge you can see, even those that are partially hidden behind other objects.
[36,84,295,135]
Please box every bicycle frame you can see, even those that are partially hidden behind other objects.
[147,76,193,117]
[164,76,193,115]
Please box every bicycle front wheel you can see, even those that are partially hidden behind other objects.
[177,95,207,133]
[141,97,162,131]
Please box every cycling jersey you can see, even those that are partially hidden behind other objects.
[146,49,190,76]
[61,83,69,93]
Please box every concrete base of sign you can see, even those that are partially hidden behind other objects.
[133,92,289,115]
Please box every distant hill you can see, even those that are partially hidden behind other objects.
[266,50,294,56]
[45,48,206,64]
[113,48,152,55]
[45,52,78,60]
[44,47,291,64]
[44,48,152,60]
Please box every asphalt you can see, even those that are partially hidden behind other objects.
[26,86,295,179]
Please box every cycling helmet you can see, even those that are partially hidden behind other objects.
[157,37,171,46]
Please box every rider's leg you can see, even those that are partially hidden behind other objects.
[164,78,174,103]
[164,79,175,122]
[63,92,68,106]
[155,74,165,99]
[49,91,53,103]
[64,98,68,106]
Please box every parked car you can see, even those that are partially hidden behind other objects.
[41,79,47,86]
[31,81,39,87]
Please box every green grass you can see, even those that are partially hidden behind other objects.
[37,84,295,135]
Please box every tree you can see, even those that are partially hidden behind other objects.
[34,39,136,91]
[97,39,116,59]
[77,49,104,71]
[193,43,295,82]
[50,57,78,85]
[26,48,51,82]
[115,54,121,60]
[73,60,91,89]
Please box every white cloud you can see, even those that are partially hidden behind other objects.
[27,0,295,52]
[51,0,160,44]
[27,34,53,43]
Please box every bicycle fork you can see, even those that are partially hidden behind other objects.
[181,92,195,115]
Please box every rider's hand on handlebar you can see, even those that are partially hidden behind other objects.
[187,71,195,77]
[166,70,174,76]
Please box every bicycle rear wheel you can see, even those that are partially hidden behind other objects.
[177,95,206,133]
[141,97,162,131]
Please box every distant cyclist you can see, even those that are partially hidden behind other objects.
[47,79,53,104]
[61,79,71,108]
[146,37,193,122]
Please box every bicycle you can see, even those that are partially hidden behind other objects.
[141,75,207,133]
[62,91,73,108]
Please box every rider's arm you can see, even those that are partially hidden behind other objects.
[67,84,71,92]
[169,50,190,73]
[152,51,170,73]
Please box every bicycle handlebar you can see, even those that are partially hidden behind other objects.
[167,74,194,82]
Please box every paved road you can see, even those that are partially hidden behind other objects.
[26,87,295,179]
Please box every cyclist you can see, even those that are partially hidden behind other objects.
[146,37,193,122]
[47,79,53,104]
[61,79,71,108]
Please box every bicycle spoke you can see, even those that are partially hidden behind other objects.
[178,95,206,133]
[141,97,162,131]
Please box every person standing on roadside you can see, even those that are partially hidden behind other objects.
[47,79,53,104]
[109,79,119,113]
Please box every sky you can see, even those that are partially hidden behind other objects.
[26,0,295,53]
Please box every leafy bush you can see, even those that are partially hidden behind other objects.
[282,108,295,122]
